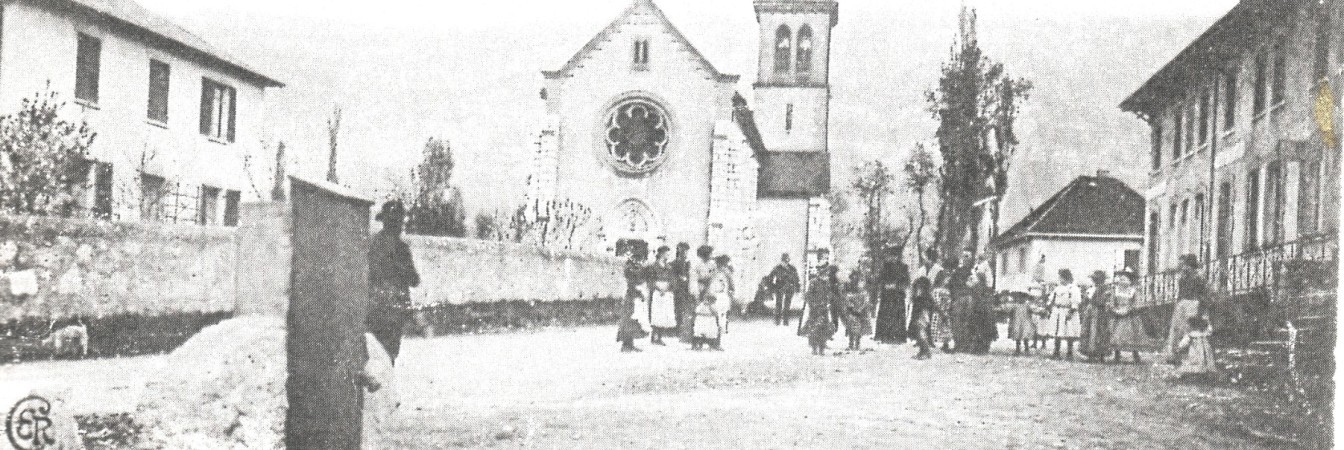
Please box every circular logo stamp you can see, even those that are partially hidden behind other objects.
[6,395,55,450]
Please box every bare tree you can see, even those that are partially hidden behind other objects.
[903,143,939,266]
[326,105,342,184]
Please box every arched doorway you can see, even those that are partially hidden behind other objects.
[602,199,662,256]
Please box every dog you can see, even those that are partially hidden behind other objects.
[42,319,89,358]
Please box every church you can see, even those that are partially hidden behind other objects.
[526,0,838,288]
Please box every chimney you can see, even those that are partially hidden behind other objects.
[1096,169,1110,178]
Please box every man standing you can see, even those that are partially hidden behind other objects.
[769,253,801,326]
[672,243,692,334]
[874,246,910,343]
[367,200,420,365]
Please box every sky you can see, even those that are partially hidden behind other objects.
[131,0,1238,230]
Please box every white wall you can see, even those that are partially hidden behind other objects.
[0,0,273,222]
[996,237,1142,292]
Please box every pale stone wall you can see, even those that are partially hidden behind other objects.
[404,235,626,306]
[0,213,236,321]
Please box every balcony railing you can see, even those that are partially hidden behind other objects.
[1138,233,1338,308]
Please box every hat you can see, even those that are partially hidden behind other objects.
[375,200,406,223]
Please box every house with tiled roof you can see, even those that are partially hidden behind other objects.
[990,171,1144,292]
[0,0,283,225]
[525,0,839,293]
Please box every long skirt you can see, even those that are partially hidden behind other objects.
[1079,305,1111,358]
[693,305,721,340]
[649,289,678,330]
[873,288,907,342]
[1165,299,1203,356]
[1177,334,1218,374]
[1006,304,1036,340]
[951,295,975,351]
[931,289,954,343]
[1110,313,1155,351]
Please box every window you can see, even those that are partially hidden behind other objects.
[1198,91,1210,146]
[632,39,650,69]
[198,185,220,225]
[75,33,101,104]
[1223,71,1237,130]
[1185,104,1195,153]
[774,25,792,73]
[148,60,171,123]
[1151,123,1163,169]
[1123,250,1140,273]
[200,79,236,142]
[1315,12,1333,82]
[1271,43,1287,105]
[1245,168,1260,250]
[1148,212,1161,274]
[785,103,794,132]
[92,161,113,220]
[1216,182,1233,259]
[140,174,167,222]
[223,190,241,226]
[1180,199,1189,254]
[1172,110,1184,159]
[1000,253,1009,274]
[603,99,670,174]
[1264,161,1284,244]
[1253,51,1268,116]
[1017,247,1028,274]
[1299,160,1322,236]
[1322,13,1333,81]
[1194,193,1205,258]
[796,25,814,73]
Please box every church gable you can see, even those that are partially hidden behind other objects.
[542,0,739,84]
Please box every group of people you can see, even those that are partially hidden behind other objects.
[997,267,1152,363]
[616,243,740,352]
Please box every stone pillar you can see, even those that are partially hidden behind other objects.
[235,202,291,317]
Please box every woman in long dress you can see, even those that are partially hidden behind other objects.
[930,259,955,352]
[704,255,735,350]
[968,273,997,354]
[616,248,650,352]
[1108,269,1149,363]
[1048,269,1083,360]
[1079,271,1112,362]
[647,246,679,345]
[803,266,839,355]
[1166,254,1210,363]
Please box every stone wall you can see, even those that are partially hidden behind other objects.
[405,235,625,305]
[0,213,236,321]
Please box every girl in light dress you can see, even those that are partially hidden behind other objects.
[1048,269,1083,360]
[1175,316,1218,382]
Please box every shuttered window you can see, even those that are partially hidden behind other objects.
[200,78,237,142]
[148,60,171,123]
[75,33,101,103]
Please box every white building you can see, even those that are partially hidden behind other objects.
[526,0,837,288]
[0,0,282,224]
[990,172,1144,292]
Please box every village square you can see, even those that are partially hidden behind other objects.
[0,0,1338,448]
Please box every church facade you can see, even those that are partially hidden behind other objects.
[526,0,838,289]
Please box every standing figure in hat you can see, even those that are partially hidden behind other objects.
[1107,268,1149,363]
[1166,254,1211,362]
[768,253,801,326]
[368,200,420,364]
[873,246,910,344]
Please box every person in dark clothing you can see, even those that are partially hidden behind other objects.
[672,243,692,334]
[617,247,650,352]
[909,277,935,359]
[874,246,911,343]
[367,200,420,365]
[769,253,801,326]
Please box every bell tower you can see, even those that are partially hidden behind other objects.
[752,0,838,153]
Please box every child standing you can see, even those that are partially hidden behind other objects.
[999,293,1037,355]
[1176,316,1219,381]
[691,296,720,351]
[841,271,873,351]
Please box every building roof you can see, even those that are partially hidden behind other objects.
[758,151,829,198]
[731,92,769,161]
[753,0,839,28]
[541,0,739,83]
[991,174,1144,248]
[48,0,284,87]
[1118,0,1300,118]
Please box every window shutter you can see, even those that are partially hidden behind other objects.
[227,87,237,143]
[75,34,102,103]
[200,80,215,135]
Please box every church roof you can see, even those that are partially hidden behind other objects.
[758,151,830,198]
[541,0,739,83]
[991,174,1144,248]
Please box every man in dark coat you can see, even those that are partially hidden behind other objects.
[367,200,420,365]
[769,253,801,326]
[672,243,692,333]
[874,246,910,343]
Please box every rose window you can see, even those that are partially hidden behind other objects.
[604,100,669,174]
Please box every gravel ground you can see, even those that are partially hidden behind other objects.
[0,320,1287,449]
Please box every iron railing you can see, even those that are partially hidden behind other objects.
[1138,233,1338,308]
